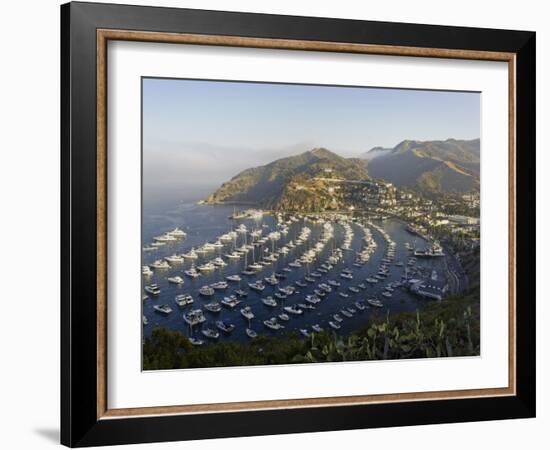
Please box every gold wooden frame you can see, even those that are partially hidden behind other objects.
[96,29,516,420]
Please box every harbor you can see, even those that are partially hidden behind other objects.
[142,203,456,345]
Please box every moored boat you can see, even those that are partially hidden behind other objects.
[201,328,220,339]
[153,304,172,315]
[165,254,184,264]
[240,306,254,320]
[167,275,185,284]
[144,283,161,295]
[150,259,171,270]
[221,295,241,308]
[199,285,215,296]
[203,301,222,313]
[246,328,258,338]
[183,309,206,326]
[263,317,284,330]
[367,298,384,308]
[175,294,193,307]
[216,320,235,334]
[248,281,265,292]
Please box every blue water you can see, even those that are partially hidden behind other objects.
[142,202,447,343]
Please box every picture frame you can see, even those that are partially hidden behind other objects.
[60,1,536,447]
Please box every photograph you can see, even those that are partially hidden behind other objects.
[141,78,482,370]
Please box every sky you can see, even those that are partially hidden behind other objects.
[142,77,480,206]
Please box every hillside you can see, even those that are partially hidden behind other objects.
[359,146,392,160]
[207,148,369,210]
[363,138,480,195]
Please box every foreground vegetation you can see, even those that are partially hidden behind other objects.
[143,290,480,370]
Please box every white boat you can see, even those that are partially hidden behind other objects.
[182,249,199,259]
[333,314,343,323]
[305,295,321,304]
[212,257,227,267]
[341,309,353,318]
[246,328,258,338]
[279,286,295,296]
[189,337,204,346]
[225,274,242,282]
[175,294,194,307]
[263,317,284,330]
[221,295,241,308]
[142,315,148,326]
[167,275,185,284]
[300,329,311,338]
[354,301,366,311]
[261,296,278,307]
[329,321,341,330]
[204,302,222,313]
[150,259,170,270]
[283,305,303,315]
[167,227,187,237]
[197,262,216,272]
[142,265,153,276]
[184,267,200,278]
[248,281,265,292]
[199,285,215,296]
[340,272,353,279]
[240,306,255,320]
[165,254,184,264]
[264,275,279,286]
[154,233,177,242]
[201,328,219,339]
[153,304,172,315]
[225,252,241,259]
[312,324,323,333]
[278,313,290,322]
[382,291,392,298]
[183,309,206,326]
[144,284,161,295]
[210,281,228,290]
[367,298,384,308]
[216,320,235,333]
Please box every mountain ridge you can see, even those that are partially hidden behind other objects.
[206,138,481,210]
[362,138,480,194]
[207,148,369,210]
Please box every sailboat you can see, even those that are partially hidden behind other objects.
[241,238,256,276]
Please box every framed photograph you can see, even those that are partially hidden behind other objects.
[61,2,536,447]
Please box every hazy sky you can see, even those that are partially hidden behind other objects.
[142,77,480,206]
